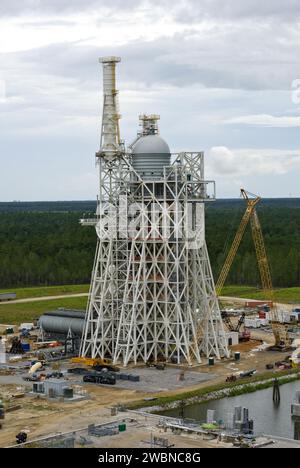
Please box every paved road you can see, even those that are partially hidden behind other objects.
[0,293,89,305]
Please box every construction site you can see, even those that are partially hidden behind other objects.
[1,56,300,449]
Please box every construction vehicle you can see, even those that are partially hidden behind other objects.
[71,356,119,372]
[226,374,237,382]
[221,311,250,342]
[146,360,166,370]
[240,369,256,378]
[216,189,290,350]
[16,431,27,444]
[225,369,256,382]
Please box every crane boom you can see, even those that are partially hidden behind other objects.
[191,188,290,361]
[215,190,260,295]
[250,209,290,348]
[216,188,290,349]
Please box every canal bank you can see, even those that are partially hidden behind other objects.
[128,369,300,413]
[160,380,300,440]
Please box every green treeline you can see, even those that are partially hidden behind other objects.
[0,199,300,288]
[206,200,300,288]
[0,212,96,287]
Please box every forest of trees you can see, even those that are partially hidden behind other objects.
[0,199,300,289]
[206,199,300,288]
[0,210,95,287]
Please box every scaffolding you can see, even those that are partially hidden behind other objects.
[80,57,229,366]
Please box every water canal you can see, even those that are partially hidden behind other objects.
[161,380,300,439]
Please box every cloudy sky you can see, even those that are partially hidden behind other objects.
[0,0,300,200]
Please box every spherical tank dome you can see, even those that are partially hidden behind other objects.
[131,134,171,180]
[132,134,170,154]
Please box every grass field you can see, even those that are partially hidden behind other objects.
[0,284,89,300]
[221,285,300,303]
[0,296,88,324]
[1,283,300,325]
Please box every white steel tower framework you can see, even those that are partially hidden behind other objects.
[80,57,229,366]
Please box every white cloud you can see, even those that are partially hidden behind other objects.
[225,114,300,127]
[207,146,300,178]
[0,1,300,199]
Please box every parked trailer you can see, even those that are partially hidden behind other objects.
[0,293,16,302]
[244,300,273,308]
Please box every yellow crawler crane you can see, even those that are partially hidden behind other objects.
[71,356,119,371]
[215,189,260,296]
[216,189,290,349]
[189,190,258,360]
[71,357,111,366]
[250,206,290,349]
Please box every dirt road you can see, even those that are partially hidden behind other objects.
[0,293,88,305]
[2,293,295,308]
[220,296,296,311]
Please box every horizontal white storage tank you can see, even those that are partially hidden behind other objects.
[39,315,85,336]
